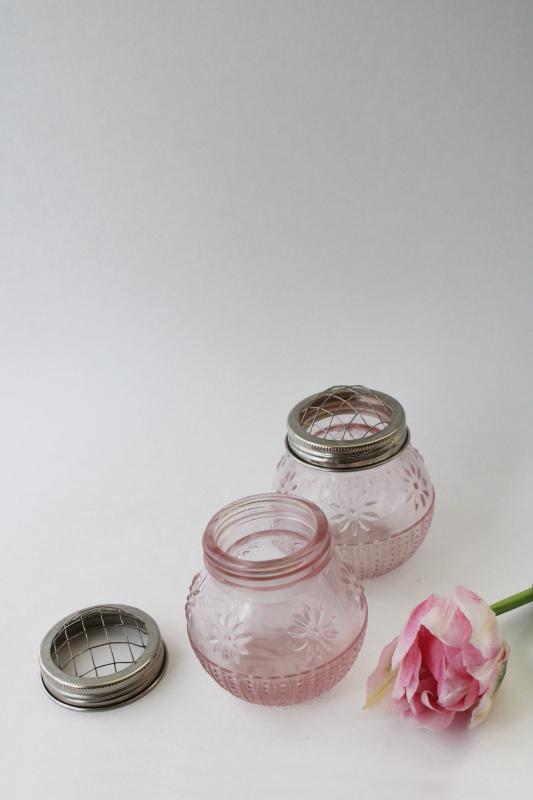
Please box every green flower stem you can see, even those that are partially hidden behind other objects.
[490,586,533,616]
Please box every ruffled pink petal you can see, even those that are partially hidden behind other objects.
[460,679,482,712]
[392,595,438,668]
[420,689,438,710]
[461,641,485,670]
[391,695,410,714]
[406,681,428,717]
[470,641,510,728]
[365,637,398,709]
[403,706,456,731]
[393,642,422,702]
[418,626,445,681]
[417,675,440,710]
[462,642,507,693]
[453,586,503,660]
[438,662,480,711]
[443,644,465,671]
[421,596,472,649]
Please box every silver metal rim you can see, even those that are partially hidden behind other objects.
[39,604,167,711]
[286,385,409,470]
[40,644,168,711]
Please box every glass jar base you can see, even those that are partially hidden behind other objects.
[339,501,434,579]
[189,624,367,706]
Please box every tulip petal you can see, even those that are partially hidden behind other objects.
[392,595,438,668]
[463,643,507,693]
[393,594,472,670]
[421,596,472,649]
[365,637,398,709]
[393,642,422,702]
[420,687,439,711]
[454,585,503,660]
[418,627,445,681]
[469,641,510,728]
[437,662,479,711]
[403,706,456,731]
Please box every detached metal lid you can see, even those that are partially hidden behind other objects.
[39,604,167,710]
[286,385,409,471]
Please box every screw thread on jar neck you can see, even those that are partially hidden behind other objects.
[202,493,333,589]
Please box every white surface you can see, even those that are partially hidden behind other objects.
[2,2,533,798]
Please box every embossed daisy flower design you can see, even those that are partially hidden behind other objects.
[330,496,379,539]
[400,461,431,511]
[185,572,206,621]
[339,560,364,605]
[288,604,339,664]
[277,468,299,495]
[209,613,252,666]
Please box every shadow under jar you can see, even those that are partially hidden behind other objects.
[186,494,367,706]
[274,386,435,580]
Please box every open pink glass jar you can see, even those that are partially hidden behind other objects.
[186,493,367,706]
[274,386,435,579]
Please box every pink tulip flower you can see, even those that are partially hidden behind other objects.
[365,586,510,730]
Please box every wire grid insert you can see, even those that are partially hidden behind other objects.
[51,606,149,679]
[298,386,394,442]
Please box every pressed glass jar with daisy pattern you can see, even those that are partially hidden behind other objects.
[274,386,435,579]
[186,493,367,705]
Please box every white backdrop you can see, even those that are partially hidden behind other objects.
[2,2,532,798]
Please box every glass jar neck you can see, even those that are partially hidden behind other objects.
[202,494,332,589]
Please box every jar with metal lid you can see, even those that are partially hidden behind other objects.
[274,386,435,579]
[186,493,367,705]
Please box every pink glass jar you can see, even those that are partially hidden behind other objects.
[274,386,435,580]
[186,493,367,706]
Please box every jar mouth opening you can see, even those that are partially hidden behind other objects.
[202,493,332,587]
